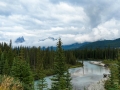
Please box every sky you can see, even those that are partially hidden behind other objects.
[0,0,120,47]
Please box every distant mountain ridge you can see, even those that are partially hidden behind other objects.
[14,36,120,50]
[45,42,89,50]
[62,42,89,50]
[79,38,120,49]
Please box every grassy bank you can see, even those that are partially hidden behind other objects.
[66,61,83,68]
[102,59,117,65]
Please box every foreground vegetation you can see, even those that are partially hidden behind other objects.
[0,38,120,90]
[0,75,23,90]
[103,58,120,90]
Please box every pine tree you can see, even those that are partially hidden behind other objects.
[0,52,5,74]
[58,75,67,90]
[36,46,42,70]
[37,65,47,90]
[3,59,9,75]
[51,38,72,90]
[10,57,34,90]
[18,47,25,60]
[65,70,72,90]
[117,50,120,85]
[9,39,12,48]
[54,38,67,75]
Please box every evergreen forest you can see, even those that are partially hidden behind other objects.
[0,39,119,90]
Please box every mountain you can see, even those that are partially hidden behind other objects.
[62,42,89,50]
[14,36,120,50]
[48,42,89,50]
[79,38,120,49]
[15,36,25,43]
[39,37,57,41]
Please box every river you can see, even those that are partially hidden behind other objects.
[34,61,109,90]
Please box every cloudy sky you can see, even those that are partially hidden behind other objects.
[0,0,120,47]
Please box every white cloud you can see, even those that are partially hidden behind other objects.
[75,18,120,43]
[0,0,120,46]
[0,1,6,7]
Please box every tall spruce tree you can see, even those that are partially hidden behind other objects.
[0,52,5,74]
[65,70,72,90]
[10,57,34,90]
[3,58,9,75]
[51,38,72,90]
[117,50,120,85]
[54,38,66,75]
[37,65,47,90]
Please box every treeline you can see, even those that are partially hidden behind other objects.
[73,47,118,60]
[0,40,77,72]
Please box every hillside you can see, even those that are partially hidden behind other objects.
[62,42,89,50]
[79,38,120,49]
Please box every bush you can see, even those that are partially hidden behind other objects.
[0,75,23,90]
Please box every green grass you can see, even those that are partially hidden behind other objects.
[67,62,83,68]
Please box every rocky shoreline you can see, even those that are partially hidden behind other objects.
[87,78,107,90]
[87,61,109,90]
[89,61,105,66]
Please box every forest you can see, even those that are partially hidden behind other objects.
[0,39,119,90]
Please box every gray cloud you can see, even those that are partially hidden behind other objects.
[50,0,120,28]
[0,0,120,46]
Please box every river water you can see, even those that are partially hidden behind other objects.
[34,61,109,90]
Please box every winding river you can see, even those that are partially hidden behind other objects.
[34,61,109,90]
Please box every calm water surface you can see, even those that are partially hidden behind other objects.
[34,61,109,90]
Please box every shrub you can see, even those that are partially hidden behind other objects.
[0,75,23,90]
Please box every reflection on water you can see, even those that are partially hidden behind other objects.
[71,61,109,76]
[71,61,109,90]
[34,61,110,90]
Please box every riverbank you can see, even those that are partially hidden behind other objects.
[87,78,107,90]
[67,62,83,68]
[87,61,109,90]
[89,61,105,66]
